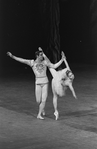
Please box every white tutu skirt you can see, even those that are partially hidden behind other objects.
[52,78,67,97]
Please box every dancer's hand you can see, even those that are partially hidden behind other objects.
[61,51,66,59]
[38,47,44,57]
[38,47,43,52]
[7,52,13,57]
[74,94,77,99]
[38,47,46,58]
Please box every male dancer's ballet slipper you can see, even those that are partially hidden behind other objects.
[37,115,44,120]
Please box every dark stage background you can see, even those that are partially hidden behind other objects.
[0,0,95,76]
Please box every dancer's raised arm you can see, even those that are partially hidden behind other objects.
[62,51,71,71]
[7,52,33,66]
[42,50,64,69]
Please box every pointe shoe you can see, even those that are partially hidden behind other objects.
[37,115,44,120]
[54,111,59,120]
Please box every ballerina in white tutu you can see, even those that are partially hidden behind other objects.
[49,51,77,120]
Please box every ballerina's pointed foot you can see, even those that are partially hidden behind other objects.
[54,111,59,120]
[37,115,44,120]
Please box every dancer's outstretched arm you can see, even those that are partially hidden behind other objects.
[62,51,71,71]
[68,83,77,99]
[38,47,64,69]
[43,51,64,69]
[7,52,33,66]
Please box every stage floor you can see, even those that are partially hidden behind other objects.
[0,64,97,149]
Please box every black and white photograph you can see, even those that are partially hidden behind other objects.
[1,0,97,149]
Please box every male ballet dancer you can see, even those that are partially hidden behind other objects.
[7,48,65,119]
[49,52,77,120]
